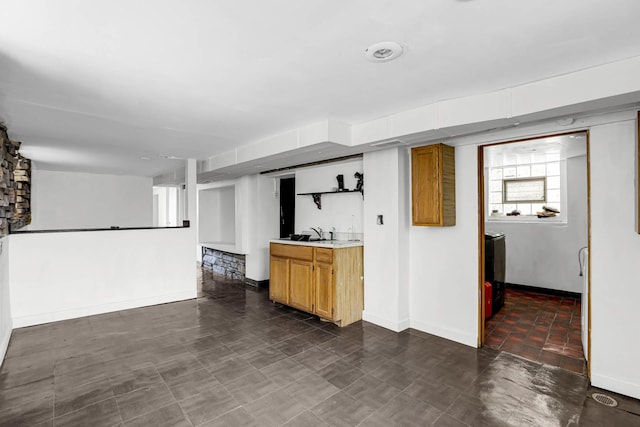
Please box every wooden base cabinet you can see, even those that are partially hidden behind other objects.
[289,259,314,312]
[269,243,363,327]
[269,255,290,304]
[314,261,333,319]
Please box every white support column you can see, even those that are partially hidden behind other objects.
[185,159,198,259]
[362,147,411,332]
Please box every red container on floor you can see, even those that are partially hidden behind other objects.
[484,281,493,319]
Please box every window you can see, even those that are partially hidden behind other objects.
[503,178,546,203]
[487,152,562,219]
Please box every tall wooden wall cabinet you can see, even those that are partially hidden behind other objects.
[411,143,456,226]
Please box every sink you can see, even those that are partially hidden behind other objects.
[278,237,362,246]
[290,234,310,241]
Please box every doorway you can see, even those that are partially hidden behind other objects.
[478,131,591,376]
[279,177,295,238]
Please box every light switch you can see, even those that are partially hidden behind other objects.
[376,215,384,225]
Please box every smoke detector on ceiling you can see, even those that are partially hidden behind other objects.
[160,154,184,160]
[365,41,404,63]
[556,117,575,126]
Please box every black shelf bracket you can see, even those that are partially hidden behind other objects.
[312,193,322,209]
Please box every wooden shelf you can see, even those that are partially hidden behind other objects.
[297,189,363,209]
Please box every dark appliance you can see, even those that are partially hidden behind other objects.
[485,232,506,315]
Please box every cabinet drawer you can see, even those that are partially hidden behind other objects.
[315,247,333,264]
[270,243,313,261]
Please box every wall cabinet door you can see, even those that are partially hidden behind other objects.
[314,262,334,320]
[269,256,290,304]
[411,143,456,226]
[289,259,314,312]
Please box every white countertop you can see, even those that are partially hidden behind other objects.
[270,239,364,248]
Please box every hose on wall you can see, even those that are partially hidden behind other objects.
[578,246,588,277]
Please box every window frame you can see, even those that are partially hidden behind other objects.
[502,177,547,204]
[486,160,567,224]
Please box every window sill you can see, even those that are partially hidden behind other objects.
[487,215,567,225]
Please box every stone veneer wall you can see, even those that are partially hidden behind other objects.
[201,247,245,280]
[0,123,31,236]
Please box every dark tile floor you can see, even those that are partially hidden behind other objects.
[485,287,587,375]
[0,269,639,426]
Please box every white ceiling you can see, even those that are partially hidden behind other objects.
[1,0,639,177]
[485,132,587,168]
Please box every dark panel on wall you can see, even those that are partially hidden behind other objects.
[280,177,295,238]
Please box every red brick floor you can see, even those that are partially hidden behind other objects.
[485,287,586,375]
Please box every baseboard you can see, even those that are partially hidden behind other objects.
[0,319,13,369]
[506,282,581,299]
[409,318,477,348]
[362,311,410,332]
[591,373,640,400]
[245,278,269,288]
[12,290,197,328]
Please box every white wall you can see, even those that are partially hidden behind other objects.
[218,186,236,243]
[589,119,640,399]
[198,188,220,242]
[244,175,280,281]
[362,148,410,331]
[153,193,159,226]
[486,155,588,292]
[0,236,11,364]
[408,144,480,347]
[153,186,181,227]
[198,186,237,244]
[295,160,364,238]
[398,113,639,398]
[198,175,279,281]
[28,169,153,230]
[8,228,197,327]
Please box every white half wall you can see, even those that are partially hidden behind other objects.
[8,228,197,327]
[0,236,11,364]
[486,155,588,292]
[408,144,479,347]
[362,148,410,332]
[295,160,364,237]
[28,169,153,230]
[589,119,640,399]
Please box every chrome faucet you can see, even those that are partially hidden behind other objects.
[310,227,323,239]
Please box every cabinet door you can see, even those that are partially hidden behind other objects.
[289,259,314,312]
[315,262,334,320]
[411,144,455,226]
[269,256,290,304]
